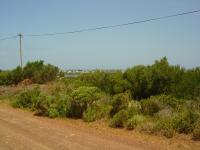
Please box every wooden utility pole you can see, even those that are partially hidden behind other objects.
[18,33,23,68]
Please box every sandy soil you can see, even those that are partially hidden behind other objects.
[0,104,199,150]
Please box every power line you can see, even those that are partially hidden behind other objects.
[0,9,200,40]
[0,35,18,41]
[25,9,200,37]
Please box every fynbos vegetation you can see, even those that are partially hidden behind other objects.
[1,57,199,140]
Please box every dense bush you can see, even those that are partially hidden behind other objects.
[12,87,41,109]
[47,107,60,118]
[126,114,146,130]
[83,103,111,122]
[12,87,72,118]
[127,100,141,117]
[123,57,200,100]
[171,110,199,134]
[110,110,128,128]
[12,85,108,120]
[105,71,131,94]
[34,94,54,116]
[0,71,12,85]
[0,68,23,85]
[110,93,130,117]
[69,86,103,118]
[172,67,200,99]
[80,70,107,89]
[23,61,59,84]
[141,97,161,115]
[54,95,72,117]
[35,93,72,118]
[0,60,59,85]
[154,117,175,138]
[10,66,23,84]
[123,65,151,99]
[157,95,184,109]
[193,119,200,140]
[154,109,200,138]
[149,57,174,96]
[80,70,130,95]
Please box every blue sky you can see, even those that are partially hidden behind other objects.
[0,0,200,70]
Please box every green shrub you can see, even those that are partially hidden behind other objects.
[80,70,130,95]
[172,67,200,99]
[152,110,200,138]
[32,64,59,84]
[10,66,23,84]
[154,117,175,138]
[47,107,59,118]
[0,60,59,85]
[126,114,146,130]
[109,110,128,128]
[158,95,184,109]
[123,65,151,99]
[34,94,53,116]
[0,71,12,85]
[141,97,161,115]
[193,120,200,140]
[172,115,191,134]
[33,93,72,117]
[127,100,141,117]
[12,87,41,109]
[70,86,102,118]
[23,60,59,84]
[184,100,200,112]
[55,95,72,117]
[83,103,111,122]
[171,110,199,134]
[110,93,130,117]
[0,68,23,85]
[149,95,184,109]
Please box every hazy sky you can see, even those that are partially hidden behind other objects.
[0,0,200,70]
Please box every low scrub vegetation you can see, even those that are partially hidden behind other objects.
[12,86,200,140]
[3,57,200,140]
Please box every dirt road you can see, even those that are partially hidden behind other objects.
[0,104,199,150]
[0,105,154,150]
